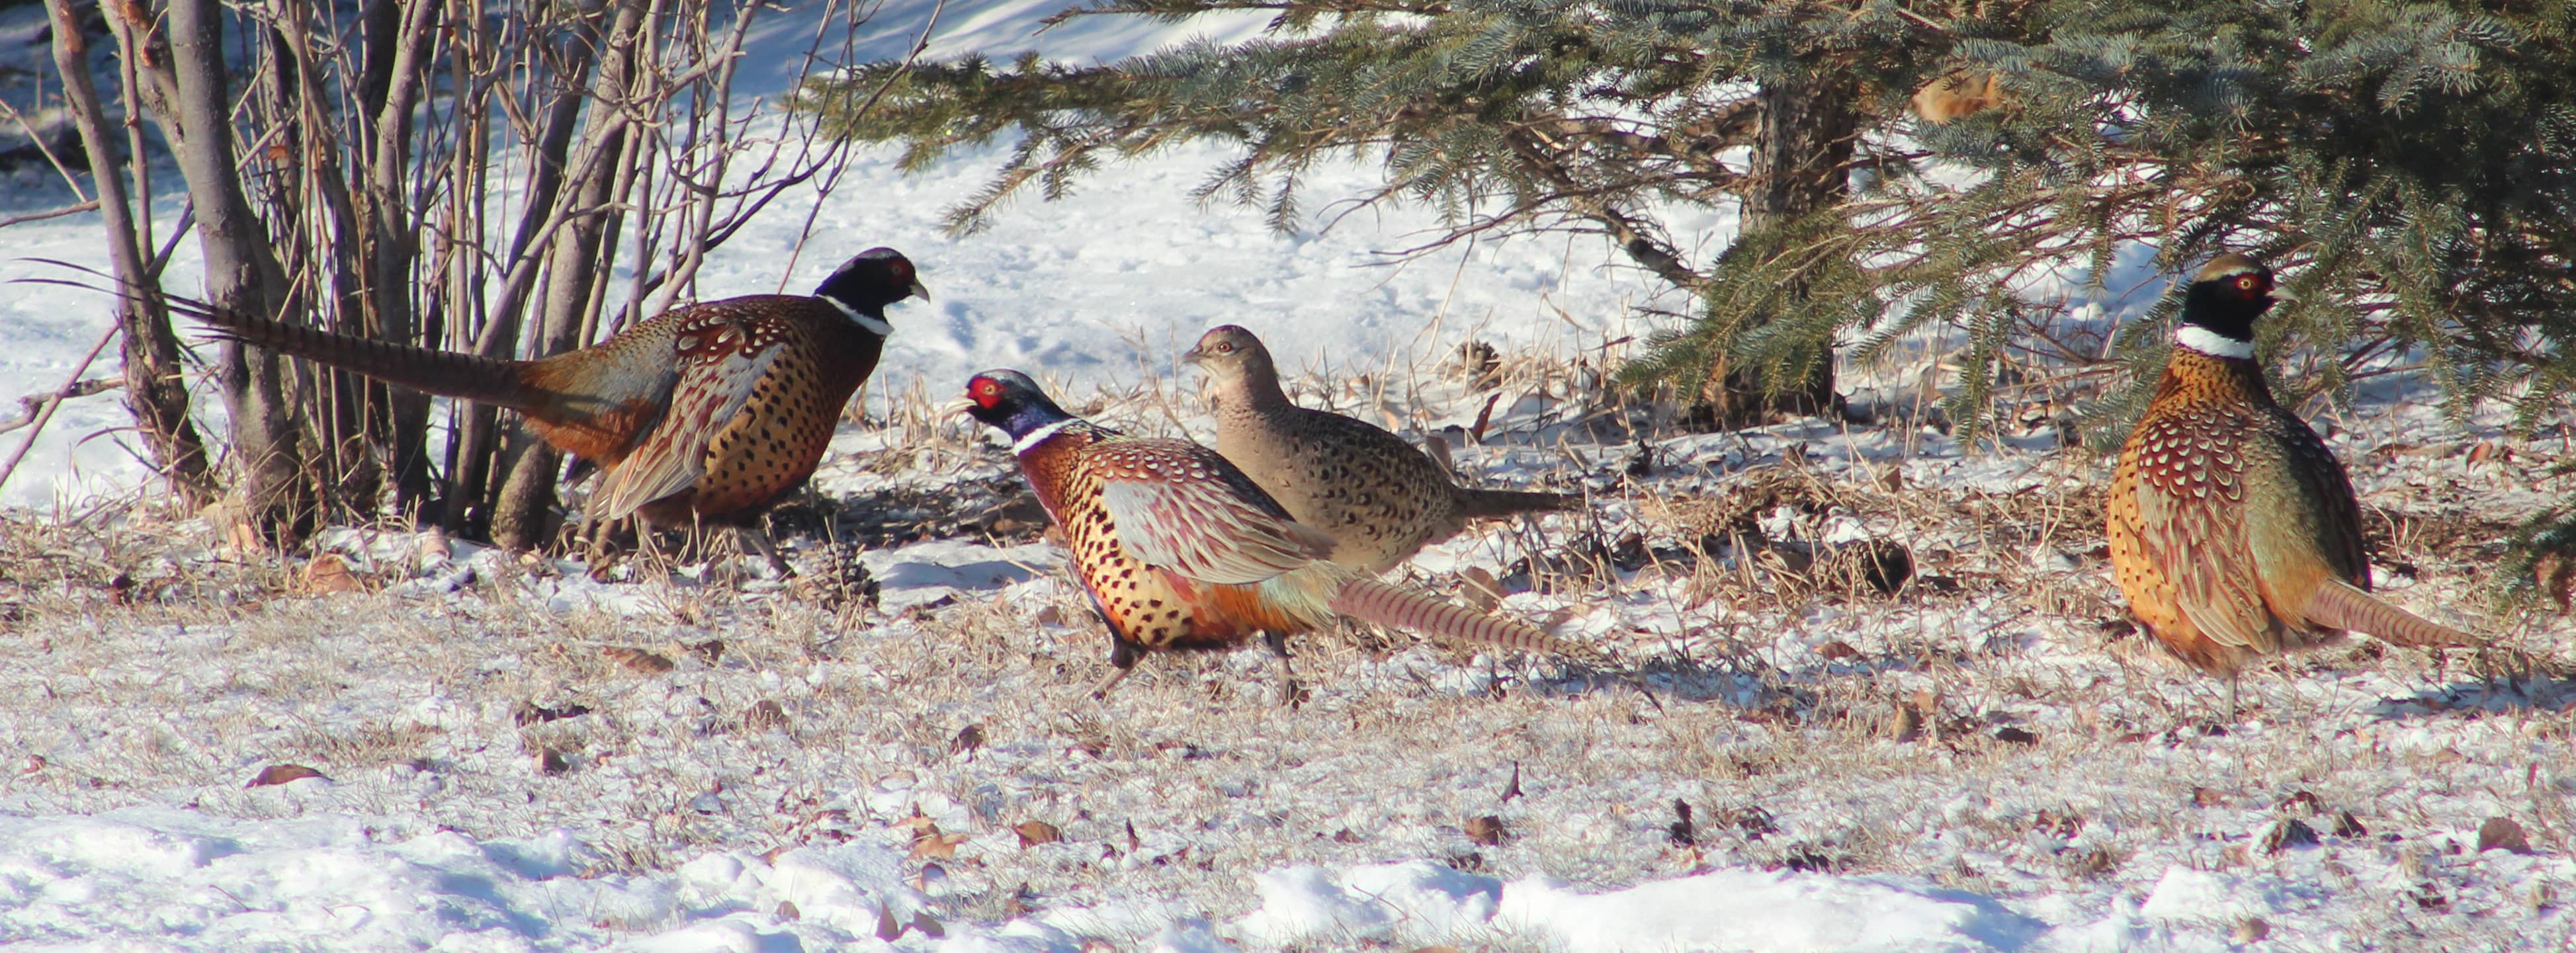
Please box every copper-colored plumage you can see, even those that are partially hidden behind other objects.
[957,370,1584,702]
[2108,254,2471,683]
[1187,325,1580,573]
[163,249,927,562]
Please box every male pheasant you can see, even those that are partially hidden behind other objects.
[1187,325,1580,574]
[165,248,928,571]
[955,369,1584,703]
[2108,253,2470,702]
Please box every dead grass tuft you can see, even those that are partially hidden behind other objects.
[283,722,445,770]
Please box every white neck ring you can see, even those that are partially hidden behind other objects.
[820,295,894,337]
[2175,325,2253,359]
[1013,419,1076,456]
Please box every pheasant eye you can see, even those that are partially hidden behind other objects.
[1215,342,1234,353]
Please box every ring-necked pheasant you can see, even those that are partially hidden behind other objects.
[2108,253,2471,704]
[161,248,928,573]
[953,369,1584,703]
[1186,325,1580,574]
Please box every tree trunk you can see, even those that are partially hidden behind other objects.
[159,0,312,542]
[489,1,644,551]
[259,19,381,521]
[490,126,626,551]
[1708,70,1858,425]
[445,17,605,536]
[45,0,216,510]
[358,0,442,518]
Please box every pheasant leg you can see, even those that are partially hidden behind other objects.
[1092,632,1143,700]
[737,524,795,577]
[1264,630,1304,708]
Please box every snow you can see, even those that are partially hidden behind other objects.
[5,1,2574,952]
[0,811,2056,952]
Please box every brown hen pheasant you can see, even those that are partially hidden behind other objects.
[168,249,927,571]
[1187,325,1579,574]
[2108,253,2470,702]
[955,370,1584,704]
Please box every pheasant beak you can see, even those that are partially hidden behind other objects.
[1181,346,1206,366]
[908,279,932,303]
[939,396,978,418]
[2264,285,2296,305]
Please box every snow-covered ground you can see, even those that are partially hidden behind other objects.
[4,2,2573,951]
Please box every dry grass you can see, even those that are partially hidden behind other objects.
[2,347,2569,947]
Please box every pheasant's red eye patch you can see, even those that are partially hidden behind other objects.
[970,378,1002,407]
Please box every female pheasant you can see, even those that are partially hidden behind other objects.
[164,249,927,571]
[2108,253,2470,700]
[1187,325,1580,574]
[955,370,1583,702]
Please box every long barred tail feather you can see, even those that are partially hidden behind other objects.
[2303,579,2475,648]
[19,265,539,411]
[1327,575,1595,661]
[165,289,534,413]
[1455,487,1582,520]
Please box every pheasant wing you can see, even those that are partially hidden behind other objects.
[595,315,784,520]
[2130,438,2276,654]
[2272,416,2372,585]
[1093,442,1335,585]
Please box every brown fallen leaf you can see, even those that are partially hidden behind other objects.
[909,830,965,861]
[1469,393,1502,442]
[247,763,325,788]
[1456,567,1504,614]
[1422,436,1457,477]
[604,646,674,674]
[1885,703,1923,743]
[1815,640,1859,661]
[1465,815,1507,847]
[304,554,365,594]
[1017,820,1062,848]
[952,724,987,756]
